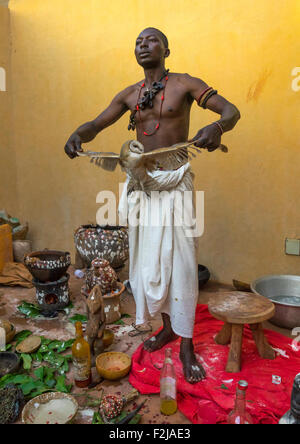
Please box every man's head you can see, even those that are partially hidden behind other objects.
[135,27,170,68]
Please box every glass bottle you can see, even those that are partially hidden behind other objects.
[72,321,92,388]
[279,373,300,424]
[160,348,177,415]
[227,380,253,424]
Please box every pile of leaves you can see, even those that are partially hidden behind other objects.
[8,330,74,373]
[0,366,72,399]
[1,330,74,399]
[17,301,87,324]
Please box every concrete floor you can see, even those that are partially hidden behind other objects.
[0,265,292,424]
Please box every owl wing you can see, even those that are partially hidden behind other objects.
[78,151,120,171]
[141,142,202,171]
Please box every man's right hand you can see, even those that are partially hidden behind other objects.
[64,133,83,159]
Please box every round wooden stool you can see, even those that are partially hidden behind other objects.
[208,291,276,373]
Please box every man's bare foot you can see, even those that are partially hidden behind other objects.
[144,327,178,352]
[180,339,206,384]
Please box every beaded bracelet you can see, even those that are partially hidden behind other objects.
[214,121,224,135]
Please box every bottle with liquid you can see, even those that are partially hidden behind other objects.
[160,348,177,415]
[227,380,253,424]
[72,321,91,388]
[279,373,300,424]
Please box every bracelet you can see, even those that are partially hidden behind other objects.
[201,89,218,108]
[197,87,212,106]
[214,121,224,135]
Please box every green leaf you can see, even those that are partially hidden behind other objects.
[113,319,125,325]
[21,353,33,370]
[33,366,44,381]
[92,412,104,424]
[56,339,74,353]
[43,351,65,368]
[121,314,131,319]
[68,314,88,324]
[0,374,16,388]
[5,344,12,351]
[55,374,71,393]
[31,351,43,362]
[10,374,32,384]
[220,384,229,390]
[14,330,33,345]
[21,381,39,396]
[17,302,41,318]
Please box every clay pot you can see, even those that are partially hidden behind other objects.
[103,282,125,324]
[13,240,32,263]
[81,281,125,324]
[85,259,118,295]
[74,225,129,270]
[24,250,71,283]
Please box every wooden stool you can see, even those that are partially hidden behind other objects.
[208,291,276,373]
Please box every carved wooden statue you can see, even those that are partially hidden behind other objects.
[86,284,106,359]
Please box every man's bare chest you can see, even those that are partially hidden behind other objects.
[126,82,192,120]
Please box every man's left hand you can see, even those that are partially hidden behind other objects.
[189,123,222,152]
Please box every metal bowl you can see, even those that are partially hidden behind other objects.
[251,275,300,329]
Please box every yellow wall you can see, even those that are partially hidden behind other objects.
[3,0,300,284]
[0,5,18,216]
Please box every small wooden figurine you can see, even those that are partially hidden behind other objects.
[86,284,106,359]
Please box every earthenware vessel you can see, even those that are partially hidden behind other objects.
[85,258,118,295]
[81,281,125,324]
[102,282,126,324]
[24,250,71,283]
[74,225,129,270]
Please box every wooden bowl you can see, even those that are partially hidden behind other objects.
[0,352,20,377]
[103,329,115,348]
[96,352,131,380]
[22,392,78,424]
[0,320,16,344]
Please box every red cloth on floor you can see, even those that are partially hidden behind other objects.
[129,304,300,424]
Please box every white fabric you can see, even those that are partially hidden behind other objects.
[118,163,199,338]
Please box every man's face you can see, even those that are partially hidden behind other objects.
[135,30,168,68]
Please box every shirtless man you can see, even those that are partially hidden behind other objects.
[65,27,240,383]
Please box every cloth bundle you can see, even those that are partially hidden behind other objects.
[0,262,33,288]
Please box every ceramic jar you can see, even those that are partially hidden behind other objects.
[86,259,118,295]
[74,225,129,270]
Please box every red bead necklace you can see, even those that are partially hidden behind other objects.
[136,75,169,136]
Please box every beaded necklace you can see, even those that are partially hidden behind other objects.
[128,69,169,136]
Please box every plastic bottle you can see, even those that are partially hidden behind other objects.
[160,348,177,415]
[227,380,253,424]
[72,321,91,388]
